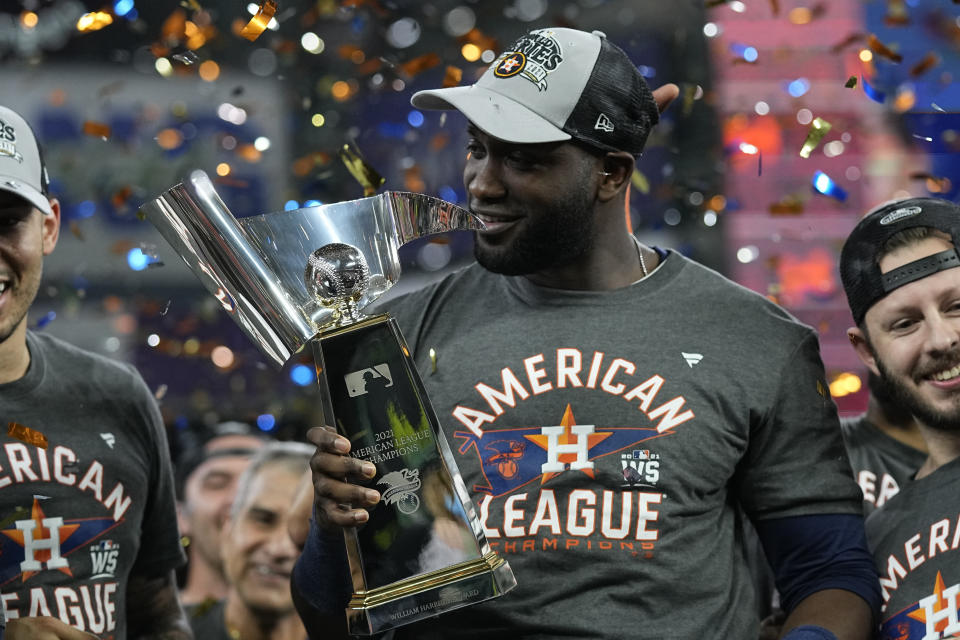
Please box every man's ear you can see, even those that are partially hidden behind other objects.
[848,326,881,377]
[41,197,60,256]
[651,83,680,116]
[596,151,634,203]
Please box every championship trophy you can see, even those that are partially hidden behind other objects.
[140,171,516,635]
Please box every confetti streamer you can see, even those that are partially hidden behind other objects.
[239,0,277,42]
[830,33,864,54]
[769,196,805,215]
[172,51,199,65]
[155,384,169,400]
[34,311,56,329]
[844,75,858,89]
[861,76,886,103]
[339,143,385,196]
[909,52,939,77]
[867,34,903,63]
[398,53,441,78]
[429,348,438,374]
[630,169,650,195]
[799,117,832,158]
[7,422,49,449]
[812,171,847,202]
[442,66,463,88]
[82,121,111,139]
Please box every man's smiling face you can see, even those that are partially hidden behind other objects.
[857,235,960,432]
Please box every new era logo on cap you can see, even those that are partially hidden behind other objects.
[594,113,614,133]
[0,105,51,215]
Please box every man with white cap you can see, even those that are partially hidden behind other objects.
[0,105,191,639]
[293,28,879,639]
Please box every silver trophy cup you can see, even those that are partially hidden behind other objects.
[140,171,515,635]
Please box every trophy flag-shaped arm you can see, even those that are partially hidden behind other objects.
[139,170,482,368]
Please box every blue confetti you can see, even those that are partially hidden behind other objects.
[34,311,56,329]
[812,171,848,202]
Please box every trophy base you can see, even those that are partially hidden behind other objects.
[346,551,517,636]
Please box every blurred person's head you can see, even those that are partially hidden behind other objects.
[176,421,266,595]
[221,441,312,621]
[842,197,960,434]
[0,106,60,370]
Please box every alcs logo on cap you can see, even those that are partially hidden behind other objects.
[0,119,23,164]
[491,29,563,92]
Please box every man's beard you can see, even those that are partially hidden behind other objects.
[874,350,960,433]
[473,188,596,276]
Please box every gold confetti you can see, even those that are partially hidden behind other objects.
[442,65,463,88]
[884,0,910,25]
[769,196,805,215]
[910,52,939,77]
[76,11,113,32]
[844,75,858,88]
[429,348,438,374]
[7,422,49,449]
[799,117,832,159]
[630,169,650,195]
[816,380,827,398]
[867,34,903,63]
[239,0,277,42]
[339,143,384,197]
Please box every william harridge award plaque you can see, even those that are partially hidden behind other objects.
[140,171,516,635]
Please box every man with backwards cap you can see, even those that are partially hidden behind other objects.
[0,105,190,639]
[293,28,879,638]
[840,197,960,639]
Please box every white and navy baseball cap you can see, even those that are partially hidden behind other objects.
[412,27,660,156]
[0,105,52,215]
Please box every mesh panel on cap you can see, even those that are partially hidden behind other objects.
[561,37,659,156]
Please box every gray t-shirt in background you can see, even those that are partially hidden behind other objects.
[0,331,186,639]
[866,456,960,639]
[840,415,927,515]
[380,253,861,639]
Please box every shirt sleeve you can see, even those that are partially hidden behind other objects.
[127,368,188,577]
[754,513,881,618]
[735,331,862,520]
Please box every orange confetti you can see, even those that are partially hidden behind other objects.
[404,166,426,193]
[769,196,805,215]
[430,132,451,151]
[161,9,187,42]
[83,121,111,139]
[442,66,463,88]
[239,0,276,42]
[7,422,48,449]
[69,220,85,241]
[399,53,441,78]
[768,0,779,15]
[112,185,134,208]
[867,34,903,63]
[910,52,939,77]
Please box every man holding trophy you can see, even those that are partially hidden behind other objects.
[290,27,882,639]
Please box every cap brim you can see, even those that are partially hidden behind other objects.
[0,177,51,215]
[412,85,572,145]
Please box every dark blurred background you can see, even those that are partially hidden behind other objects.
[1,0,957,443]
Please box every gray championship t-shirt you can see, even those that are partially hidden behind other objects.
[0,332,186,639]
[380,254,861,639]
[866,456,960,639]
[840,415,927,515]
